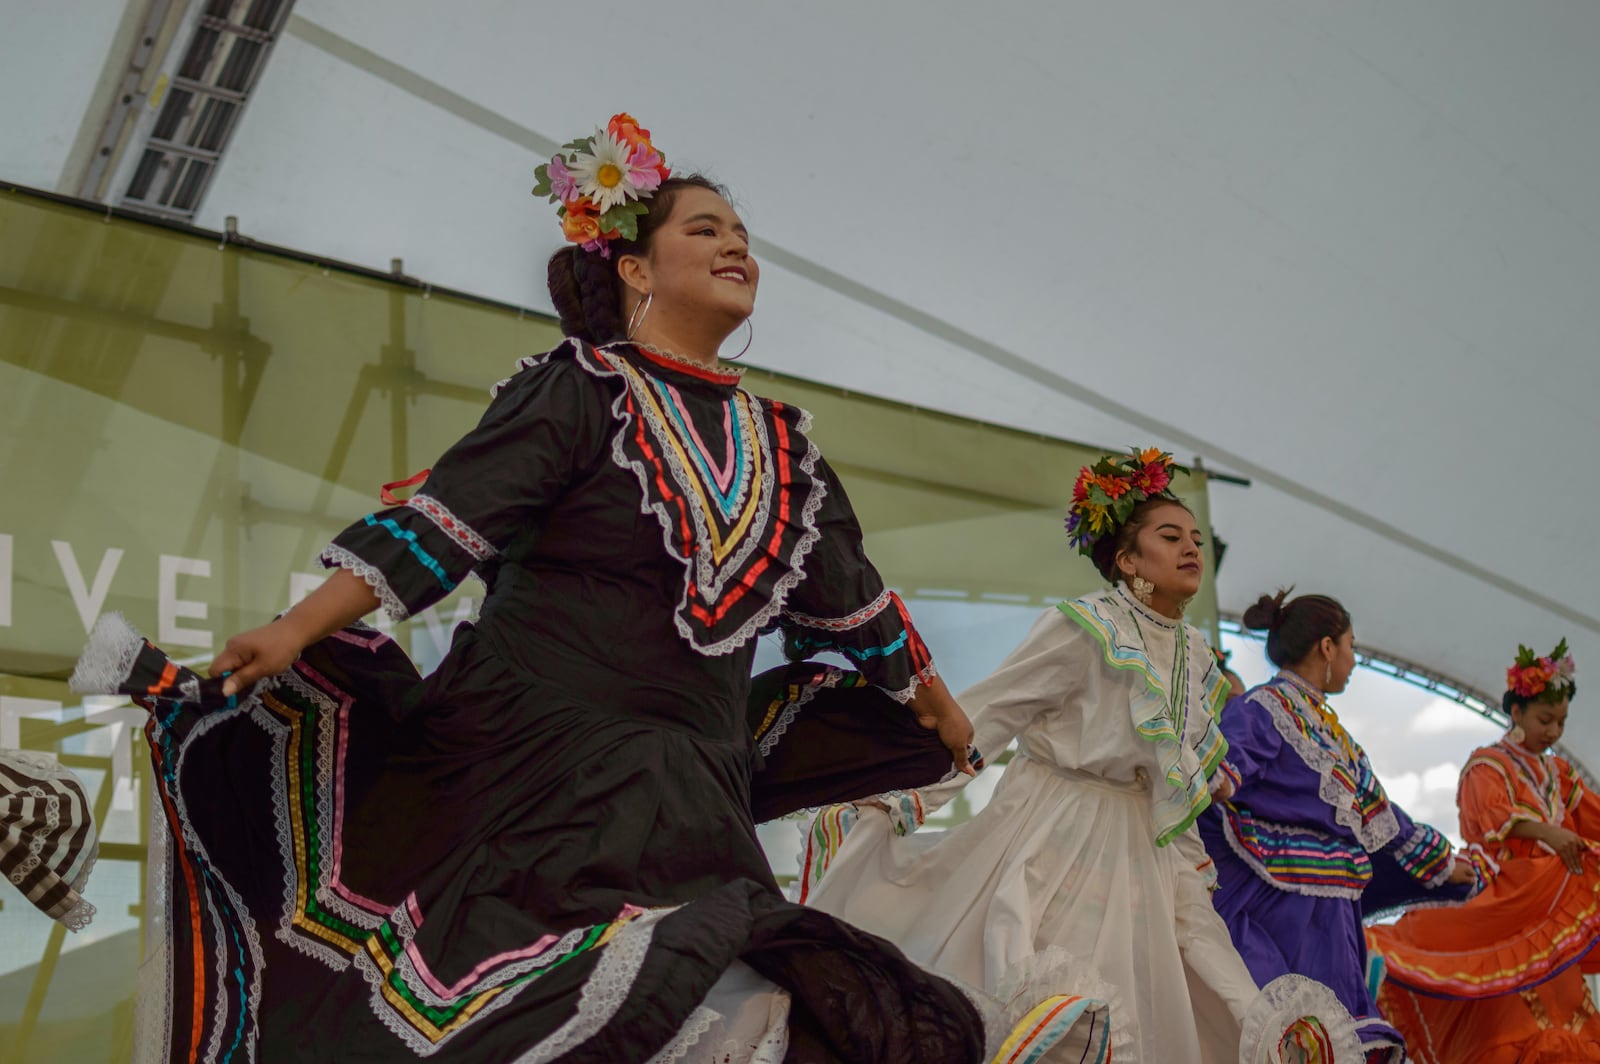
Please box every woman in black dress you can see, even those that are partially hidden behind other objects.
[71,121,988,1063]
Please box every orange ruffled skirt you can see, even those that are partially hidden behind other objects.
[1366,847,1600,1064]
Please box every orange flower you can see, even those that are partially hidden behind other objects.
[1138,447,1165,466]
[561,198,603,244]
[1098,475,1132,499]
[608,113,653,153]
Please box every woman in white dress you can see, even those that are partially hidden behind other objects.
[800,450,1361,1064]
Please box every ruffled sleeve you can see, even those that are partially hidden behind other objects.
[320,348,608,620]
[778,459,935,703]
[1376,794,1455,888]
[1360,757,1466,916]
[1457,752,1520,846]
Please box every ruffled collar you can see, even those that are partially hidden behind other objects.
[1253,675,1399,851]
[1059,590,1231,846]
[1277,669,1327,705]
[1113,583,1180,629]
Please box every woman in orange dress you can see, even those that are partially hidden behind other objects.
[1367,640,1600,1063]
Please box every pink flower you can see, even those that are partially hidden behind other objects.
[548,155,579,202]
[1557,655,1577,678]
[627,145,667,192]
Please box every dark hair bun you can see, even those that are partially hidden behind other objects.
[1244,589,1352,668]
[1241,589,1291,632]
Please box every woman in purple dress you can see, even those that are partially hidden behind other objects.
[1198,589,1478,1063]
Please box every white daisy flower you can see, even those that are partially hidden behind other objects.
[568,130,639,212]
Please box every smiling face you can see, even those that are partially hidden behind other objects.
[1117,501,1205,602]
[1512,697,1570,753]
[620,185,758,330]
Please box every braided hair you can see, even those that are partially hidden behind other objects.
[545,174,729,345]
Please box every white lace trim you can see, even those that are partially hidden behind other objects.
[259,691,360,972]
[489,350,555,397]
[643,1005,722,1064]
[1254,682,1400,851]
[633,342,747,381]
[57,845,99,931]
[990,946,1133,1062]
[349,905,673,1058]
[168,698,269,1063]
[885,661,939,705]
[641,979,791,1063]
[68,611,147,694]
[1239,973,1366,1064]
[757,667,843,757]
[782,588,893,632]
[407,493,497,562]
[1221,811,1367,900]
[318,544,410,622]
[300,667,387,931]
[577,341,827,659]
[510,907,671,1064]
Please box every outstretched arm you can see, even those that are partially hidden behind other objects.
[210,569,380,695]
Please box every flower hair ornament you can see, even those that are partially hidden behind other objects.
[532,113,672,258]
[1507,639,1577,703]
[1064,447,1186,557]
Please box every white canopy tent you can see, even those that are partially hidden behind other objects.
[4,0,1597,756]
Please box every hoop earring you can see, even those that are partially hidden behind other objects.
[725,316,753,361]
[1129,575,1155,606]
[626,292,653,340]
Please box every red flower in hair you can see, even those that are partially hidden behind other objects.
[1508,664,1551,699]
[1072,468,1094,503]
[1134,461,1171,496]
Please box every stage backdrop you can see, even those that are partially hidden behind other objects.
[0,185,1217,1062]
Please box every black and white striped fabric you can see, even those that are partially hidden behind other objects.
[0,748,98,930]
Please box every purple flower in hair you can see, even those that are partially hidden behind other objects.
[548,155,579,203]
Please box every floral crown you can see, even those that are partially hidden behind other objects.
[1064,447,1186,556]
[532,113,672,258]
[1507,639,1577,703]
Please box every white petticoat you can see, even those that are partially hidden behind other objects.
[806,754,1257,1064]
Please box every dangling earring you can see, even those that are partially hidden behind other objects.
[626,292,653,339]
[1507,723,1526,745]
[1129,575,1155,606]
[1324,663,1333,688]
[724,315,754,361]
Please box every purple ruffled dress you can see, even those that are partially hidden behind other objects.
[1198,672,1475,1063]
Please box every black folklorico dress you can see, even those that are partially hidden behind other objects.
[72,341,985,1064]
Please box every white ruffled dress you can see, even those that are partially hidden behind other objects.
[800,587,1362,1063]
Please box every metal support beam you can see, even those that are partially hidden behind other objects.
[90,0,300,222]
